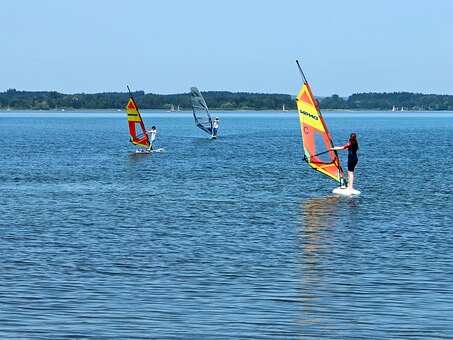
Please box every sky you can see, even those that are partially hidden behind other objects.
[1,0,453,96]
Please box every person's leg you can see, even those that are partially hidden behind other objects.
[347,159,357,191]
[348,171,354,190]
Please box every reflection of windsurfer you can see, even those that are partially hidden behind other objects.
[146,126,157,150]
[300,196,340,232]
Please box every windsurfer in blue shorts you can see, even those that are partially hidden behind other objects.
[331,133,359,192]
[212,117,219,138]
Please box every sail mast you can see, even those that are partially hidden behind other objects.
[296,60,308,84]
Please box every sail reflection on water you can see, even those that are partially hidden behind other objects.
[297,196,341,330]
[298,196,340,265]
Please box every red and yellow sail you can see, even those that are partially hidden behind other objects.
[296,75,344,183]
[126,98,150,148]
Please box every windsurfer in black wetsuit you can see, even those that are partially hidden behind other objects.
[330,133,359,192]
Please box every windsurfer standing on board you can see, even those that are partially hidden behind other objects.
[147,126,157,151]
[330,133,359,192]
[212,117,219,138]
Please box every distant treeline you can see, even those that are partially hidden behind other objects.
[320,92,453,111]
[1,88,453,111]
[0,89,292,111]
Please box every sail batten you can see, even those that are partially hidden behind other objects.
[190,87,213,135]
[296,63,345,184]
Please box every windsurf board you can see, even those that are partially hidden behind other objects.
[332,187,361,196]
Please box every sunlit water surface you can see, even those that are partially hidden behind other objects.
[1,111,452,338]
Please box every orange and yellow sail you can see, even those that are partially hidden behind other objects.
[126,97,150,149]
[296,61,345,183]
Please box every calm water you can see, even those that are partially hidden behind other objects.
[1,111,452,338]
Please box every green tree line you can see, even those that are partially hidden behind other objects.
[320,92,453,110]
[1,88,453,110]
[0,89,293,111]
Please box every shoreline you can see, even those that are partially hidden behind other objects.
[1,108,453,113]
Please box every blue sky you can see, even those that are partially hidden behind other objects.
[1,0,453,95]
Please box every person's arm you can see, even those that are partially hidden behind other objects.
[330,143,349,151]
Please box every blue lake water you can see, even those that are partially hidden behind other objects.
[1,111,452,338]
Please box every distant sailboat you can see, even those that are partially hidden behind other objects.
[177,105,181,112]
[282,104,288,112]
[392,105,396,112]
[170,104,175,112]
[401,106,404,112]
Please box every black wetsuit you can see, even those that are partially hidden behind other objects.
[347,142,359,172]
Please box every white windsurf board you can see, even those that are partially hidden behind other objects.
[134,148,165,154]
[332,187,361,196]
